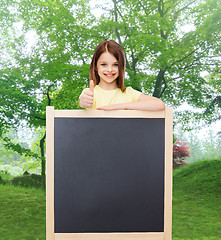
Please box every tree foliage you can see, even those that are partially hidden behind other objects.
[0,0,220,175]
[95,0,221,123]
[1,0,220,126]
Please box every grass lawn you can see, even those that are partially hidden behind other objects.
[0,185,45,240]
[0,159,220,240]
[172,159,221,240]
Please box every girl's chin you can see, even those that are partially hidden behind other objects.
[99,78,118,87]
[104,74,116,78]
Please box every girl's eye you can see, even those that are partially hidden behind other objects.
[101,64,106,66]
[114,64,118,66]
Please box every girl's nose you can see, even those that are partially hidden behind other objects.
[108,65,112,72]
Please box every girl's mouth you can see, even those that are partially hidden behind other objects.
[104,73,115,77]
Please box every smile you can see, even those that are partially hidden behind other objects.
[104,74,116,77]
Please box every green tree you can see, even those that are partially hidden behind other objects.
[0,0,220,182]
[96,0,221,123]
[175,127,221,162]
[0,137,21,165]
[0,0,97,187]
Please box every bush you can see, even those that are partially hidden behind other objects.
[7,173,44,188]
[173,139,190,169]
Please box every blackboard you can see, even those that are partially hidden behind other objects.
[46,108,173,240]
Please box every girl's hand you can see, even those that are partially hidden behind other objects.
[79,80,94,108]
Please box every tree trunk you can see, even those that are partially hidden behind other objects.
[40,132,46,190]
[153,69,166,98]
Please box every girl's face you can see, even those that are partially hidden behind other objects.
[97,51,119,90]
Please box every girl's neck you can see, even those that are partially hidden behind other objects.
[98,81,118,90]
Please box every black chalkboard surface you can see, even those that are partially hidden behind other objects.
[54,117,165,233]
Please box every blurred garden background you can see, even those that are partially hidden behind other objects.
[0,0,220,239]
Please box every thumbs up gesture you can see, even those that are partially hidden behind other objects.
[79,80,94,108]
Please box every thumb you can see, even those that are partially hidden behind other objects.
[89,80,94,92]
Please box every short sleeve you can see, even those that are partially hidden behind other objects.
[126,87,143,102]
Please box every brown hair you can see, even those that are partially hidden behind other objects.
[89,40,126,92]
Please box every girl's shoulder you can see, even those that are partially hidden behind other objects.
[125,86,142,94]
[125,86,133,92]
[125,86,143,101]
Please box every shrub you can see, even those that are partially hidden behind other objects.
[173,139,190,169]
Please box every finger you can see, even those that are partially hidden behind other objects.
[85,90,94,97]
[89,80,94,92]
[84,102,93,108]
[85,104,93,108]
[83,95,93,101]
[85,100,94,105]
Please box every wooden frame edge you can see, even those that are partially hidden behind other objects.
[54,232,164,240]
[46,106,55,240]
[164,107,173,240]
[46,107,173,240]
[54,109,165,118]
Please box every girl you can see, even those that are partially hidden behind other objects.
[79,40,165,111]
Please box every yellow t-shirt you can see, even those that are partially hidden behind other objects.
[81,85,143,110]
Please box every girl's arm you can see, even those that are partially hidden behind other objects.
[97,94,165,111]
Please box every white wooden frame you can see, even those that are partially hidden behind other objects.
[46,107,173,240]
